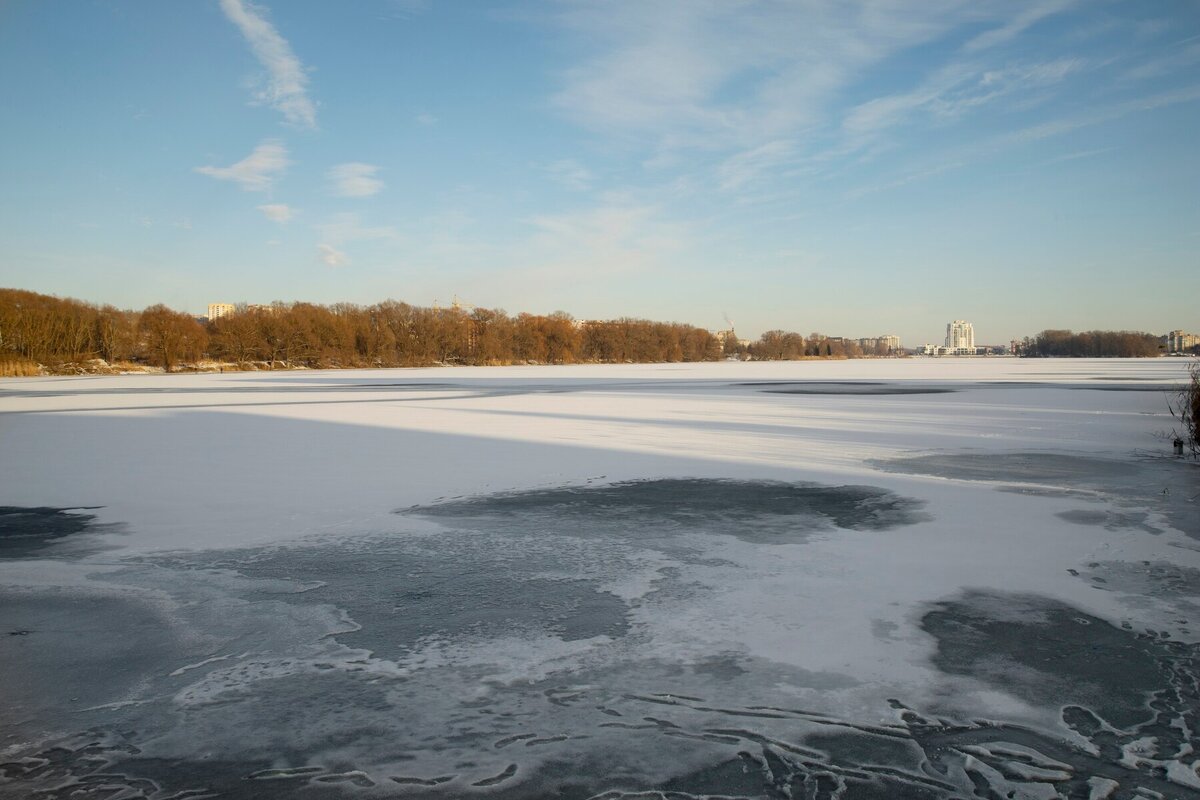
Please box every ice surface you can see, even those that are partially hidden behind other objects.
[1,359,1199,798]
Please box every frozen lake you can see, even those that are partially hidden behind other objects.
[1,359,1198,799]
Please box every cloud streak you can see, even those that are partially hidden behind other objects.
[328,163,384,197]
[316,212,398,244]
[548,1,997,150]
[195,140,289,191]
[525,201,685,279]
[545,159,594,191]
[257,203,294,223]
[842,57,1085,141]
[219,0,316,128]
[843,84,1200,199]
[963,0,1077,52]
[317,243,349,267]
[717,140,795,191]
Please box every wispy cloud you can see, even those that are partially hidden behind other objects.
[1120,39,1200,83]
[717,140,795,191]
[317,243,349,267]
[1003,84,1200,146]
[548,1,998,150]
[544,159,594,190]
[195,140,289,191]
[524,200,685,279]
[219,0,316,128]
[1037,147,1115,167]
[963,0,1077,52]
[386,0,430,19]
[328,163,384,197]
[316,212,398,244]
[843,57,1085,142]
[844,161,966,200]
[844,84,1200,199]
[545,0,1104,191]
[257,203,294,223]
[416,112,438,125]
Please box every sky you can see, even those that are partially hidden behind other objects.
[0,0,1197,345]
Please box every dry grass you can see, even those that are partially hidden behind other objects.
[0,357,42,377]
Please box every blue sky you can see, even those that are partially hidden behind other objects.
[0,0,1197,344]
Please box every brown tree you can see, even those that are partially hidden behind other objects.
[138,304,207,372]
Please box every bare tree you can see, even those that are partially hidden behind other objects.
[138,304,206,372]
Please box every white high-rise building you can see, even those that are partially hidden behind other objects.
[208,303,235,320]
[945,320,974,350]
[1167,330,1198,353]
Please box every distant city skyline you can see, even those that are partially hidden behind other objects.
[1,1,1197,346]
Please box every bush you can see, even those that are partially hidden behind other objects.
[1170,361,1200,457]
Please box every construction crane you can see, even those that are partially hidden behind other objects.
[432,296,476,313]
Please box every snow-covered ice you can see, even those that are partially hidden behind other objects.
[1,358,1198,798]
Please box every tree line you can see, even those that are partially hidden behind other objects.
[0,286,893,374]
[0,288,728,371]
[206,301,725,367]
[1014,329,1163,358]
[2,287,1175,374]
[741,330,884,360]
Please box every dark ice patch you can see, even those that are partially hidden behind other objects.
[762,387,956,395]
[0,506,103,559]
[1071,384,1172,392]
[402,479,928,543]
[656,756,784,798]
[873,452,1137,485]
[878,451,1199,540]
[1057,508,1160,533]
[1093,561,1200,598]
[209,543,630,660]
[9,746,365,800]
[691,653,748,681]
[1056,509,1109,525]
[921,591,1163,728]
[1088,377,1162,381]
[334,573,630,653]
[736,381,956,395]
[159,670,404,764]
[0,589,181,733]
[995,485,1095,499]
[806,731,922,770]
